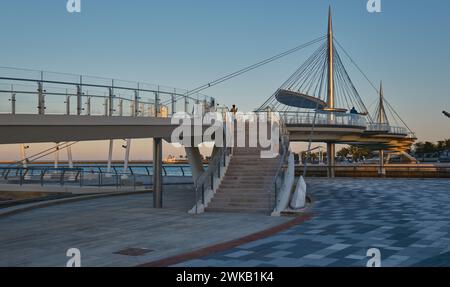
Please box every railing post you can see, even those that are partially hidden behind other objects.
[19,169,23,186]
[148,105,153,117]
[10,85,16,115]
[171,93,176,115]
[104,98,108,116]
[155,90,160,117]
[60,170,65,186]
[210,172,214,190]
[77,82,82,116]
[184,95,188,113]
[86,96,91,116]
[37,81,45,115]
[66,92,70,115]
[109,87,114,116]
[134,90,139,116]
[119,99,123,116]
[201,184,205,205]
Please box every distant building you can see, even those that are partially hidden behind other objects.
[439,149,450,162]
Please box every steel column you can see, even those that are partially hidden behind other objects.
[327,142,335,178]
[153,138,163,208]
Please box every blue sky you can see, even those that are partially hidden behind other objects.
[0,0,449,160]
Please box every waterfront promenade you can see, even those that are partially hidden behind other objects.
[1,179,450,267]
[0,186,288,267]
[175,179,450,267]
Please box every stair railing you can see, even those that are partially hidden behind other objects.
[192,146,232,214]
[266,109,290,212]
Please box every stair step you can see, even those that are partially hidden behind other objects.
[205,206,270,214]
[202,146,281,214]
[212,197,271,203]
[219,183,272,186]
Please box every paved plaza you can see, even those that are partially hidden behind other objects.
[175,179,450,267]
[0,186,288,267]
[1,179,450,267]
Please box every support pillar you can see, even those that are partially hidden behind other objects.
[54,143,60,169]
[326,8,336,178]
[107,140,114,174]
[185,147,205,182]
[379,150,386,177]
[327,143,335,178]
[153,138,163,208]
[67,146,74,169]
[20,144,28,168]
[123,139,131,174]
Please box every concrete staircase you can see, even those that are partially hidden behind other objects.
[205,147,279,214]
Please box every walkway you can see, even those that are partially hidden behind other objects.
[0,186,288,267]
[175,179,450,267]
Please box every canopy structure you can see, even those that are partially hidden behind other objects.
[275,89,326,109]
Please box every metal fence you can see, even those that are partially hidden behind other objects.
[0,165,194,189]
[0,66,216,117]
[280,111,366,128]
[295,165,450,178]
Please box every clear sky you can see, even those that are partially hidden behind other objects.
[0,0,449,161]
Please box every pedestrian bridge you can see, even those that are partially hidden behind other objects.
[0,67,217,144]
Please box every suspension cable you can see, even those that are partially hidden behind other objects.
[164,35,326,105]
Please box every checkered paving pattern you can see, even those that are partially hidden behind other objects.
[174,179,450,267]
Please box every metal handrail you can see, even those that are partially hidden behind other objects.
[192,146,231,214]
[366,123,408,135]
[0,165,194,176]
[266,111,291,211]
[280,111,367,127]
[0,66,216,116]
[0,164,195,189]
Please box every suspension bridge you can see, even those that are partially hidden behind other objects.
[0,8,417,214]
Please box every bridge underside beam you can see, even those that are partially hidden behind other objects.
[0,115,219,145]
[0,115,177,144]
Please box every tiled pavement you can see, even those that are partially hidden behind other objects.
[175,178,450,267]
[0,186,288,267]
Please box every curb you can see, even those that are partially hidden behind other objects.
[137,212,314,267]
[0,190,151,218]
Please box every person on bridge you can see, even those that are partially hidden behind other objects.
[230,104,238,115]
[350,107,358,125]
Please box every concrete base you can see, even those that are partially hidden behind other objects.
[185,147,205,182]
[272,153,295,216]
[188,151,232,214]
[290,176,307,209]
